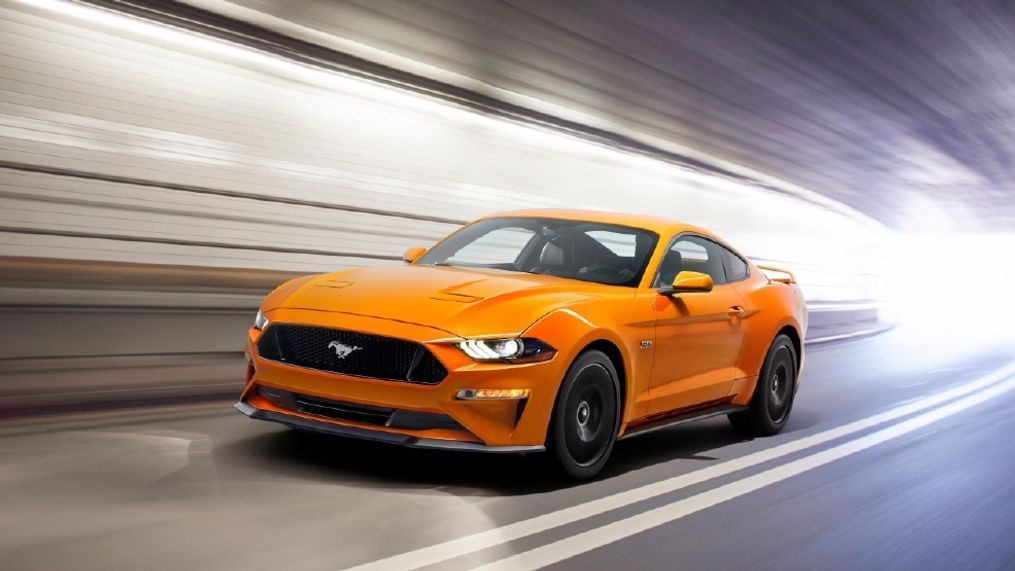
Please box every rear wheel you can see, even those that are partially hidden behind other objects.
[728,333,798,436]
[547,350,620,480]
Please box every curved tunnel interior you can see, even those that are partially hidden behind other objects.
[1,1,1014,569]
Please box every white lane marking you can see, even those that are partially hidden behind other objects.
[342,360,1015,571]
[475,371,1015,571]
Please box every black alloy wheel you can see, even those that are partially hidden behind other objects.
[547,350,620,480]
[728,333,798,436]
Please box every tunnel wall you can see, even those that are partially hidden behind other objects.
[0,2,886,413]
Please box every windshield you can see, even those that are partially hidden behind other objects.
[417,217,659,287]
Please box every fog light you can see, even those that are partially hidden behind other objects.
[455,388,531,400]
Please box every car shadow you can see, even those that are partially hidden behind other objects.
[216,414,804,496]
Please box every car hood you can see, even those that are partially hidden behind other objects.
[266,265,608,338]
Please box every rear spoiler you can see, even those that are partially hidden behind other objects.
[756,264,796,285]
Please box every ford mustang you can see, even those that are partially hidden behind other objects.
[236,209,806,479]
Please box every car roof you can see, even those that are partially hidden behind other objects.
[479,208,711,237]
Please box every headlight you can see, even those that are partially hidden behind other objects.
[253,310,268,330]
[456,338,555,363]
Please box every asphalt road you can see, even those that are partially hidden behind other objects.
[2,323,1014,571]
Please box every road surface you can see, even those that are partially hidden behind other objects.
[2,323,1013,570]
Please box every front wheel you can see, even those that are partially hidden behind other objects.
[728,333,798,436]
[547,350,620,480]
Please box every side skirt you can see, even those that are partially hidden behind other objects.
[619,403,747,440]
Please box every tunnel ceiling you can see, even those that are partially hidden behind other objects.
[182,0,1015,231]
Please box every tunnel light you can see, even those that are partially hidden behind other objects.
[455,388,531,401]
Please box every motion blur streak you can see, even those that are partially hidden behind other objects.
[1,0,883,413]
[3,0,880,276]
[2,1,1015,570]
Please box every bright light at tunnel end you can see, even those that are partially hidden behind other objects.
[883,233,1015,339]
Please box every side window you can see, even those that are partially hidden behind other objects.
[721,247,749,282]
[446,226,535,266]
[584,230,637,257]
[654,235,727,287]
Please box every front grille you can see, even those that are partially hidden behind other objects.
[257,324,447,384]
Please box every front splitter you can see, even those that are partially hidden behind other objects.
[234,401,544,453]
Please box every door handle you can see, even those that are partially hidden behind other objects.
[728,306,745,319]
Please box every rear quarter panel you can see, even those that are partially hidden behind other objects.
[731,269,807,402]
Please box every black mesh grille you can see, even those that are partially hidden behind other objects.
[257,324,447,384]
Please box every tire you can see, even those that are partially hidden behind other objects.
[728,333,798,436]
[547,350,621,480]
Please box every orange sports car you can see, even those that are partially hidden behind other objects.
[237,209,807,478]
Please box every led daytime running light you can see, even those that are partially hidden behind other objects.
[456,388,531,400]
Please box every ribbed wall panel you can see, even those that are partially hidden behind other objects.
[0,3,881,301]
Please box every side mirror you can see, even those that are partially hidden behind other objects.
[402,246,427,264]
[659,271,713,296]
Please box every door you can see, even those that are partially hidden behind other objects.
[647,235,747,416]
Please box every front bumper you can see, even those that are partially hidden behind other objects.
[238,308,566,449]
[234,401,543,453]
